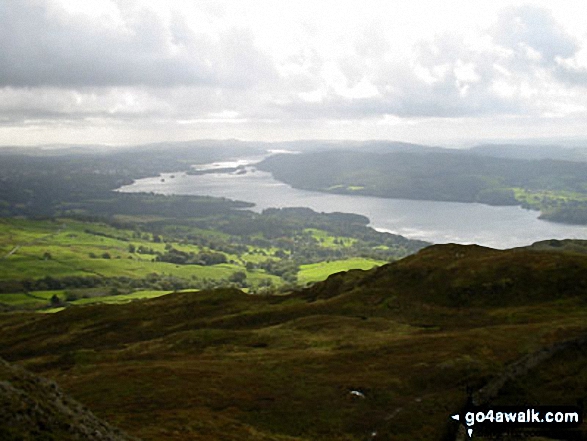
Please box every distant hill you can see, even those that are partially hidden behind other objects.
[257,149,587,224]
[468,143,587,162]
[0,243,586,440]
[261,139,442,153]
[522,238,587,255]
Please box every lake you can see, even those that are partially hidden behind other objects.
[117,159,587,249]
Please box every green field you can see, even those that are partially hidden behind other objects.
[298,258,385,284]
[0,217,410,311]
[0,289,175,310]
[0,292,64,309]
[304,228,358,248]
[69,289,175,305]
[0,218,281,298]
[513,187,587,209]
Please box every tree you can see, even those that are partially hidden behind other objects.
[229,271,247,285]
[259,278,273,287]
[128,243,136,253]
[43,251,52,260]
[50,294,61,306]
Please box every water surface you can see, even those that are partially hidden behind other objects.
[118,164,587,249]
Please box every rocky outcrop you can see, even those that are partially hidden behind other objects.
[0,357,138,441]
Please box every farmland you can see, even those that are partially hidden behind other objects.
[0,215,422,312]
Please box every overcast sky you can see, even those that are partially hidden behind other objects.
[2,0,587,146]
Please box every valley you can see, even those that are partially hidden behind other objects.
[1,141,587,440]
[5,2,587,439]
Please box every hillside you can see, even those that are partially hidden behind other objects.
[0,243,586,440]
[257,149,587,225]
[0,357,136,441]
[522,238,587,255]
[468,144,587,162]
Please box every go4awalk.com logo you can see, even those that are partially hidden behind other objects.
[451,405,583,438]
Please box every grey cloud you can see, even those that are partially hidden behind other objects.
[279,6,586,121]
[554,66,587,86]
[385,77,520,118]
[279,76,520,120]
[0,1,273,88]
[492,6,577,66]
[279,36,520,120]
[491,5,587,86]
[2,2,585,128]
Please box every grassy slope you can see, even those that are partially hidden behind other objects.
[298,258,385,285]
[304,228,358,248]
[1,244,587,440]
[1,218,395,311]
[522,238,587,255]
[0,218,280,288]
[1,219,212,278]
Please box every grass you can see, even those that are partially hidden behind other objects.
[304,228,357,248]
[70,290,174,305]
[1,218,395,313]
[298,258,385,285]
[0,293,48,309]
[41,307,67,314]
[0,218,281,292]
[513,187,587,208]
[325,184,364,192]
[0,289,173,309]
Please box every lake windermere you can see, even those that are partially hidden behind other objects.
[118,160,587,249]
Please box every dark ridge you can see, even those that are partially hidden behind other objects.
[0,357,138,440]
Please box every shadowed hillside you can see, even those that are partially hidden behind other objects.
[0,243,586,440]
[522,238,587,255]
[0,357,136,441]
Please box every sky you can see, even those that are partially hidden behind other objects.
[2,0,587,147]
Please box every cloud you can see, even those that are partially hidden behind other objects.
[492,6,577,67]
[275,5,587,121]
[277,33,520,119]
[0,86,177,124]
[0,1,273,88]
[489,5,587,88]
[2,1,587,144]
